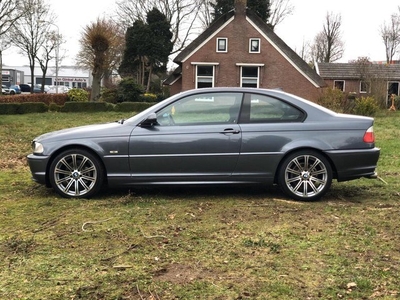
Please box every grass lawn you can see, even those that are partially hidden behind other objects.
[0,110,399,299]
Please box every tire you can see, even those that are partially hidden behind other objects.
[278,150,332,201]
[49,149,105,198]
[10,90,15,95]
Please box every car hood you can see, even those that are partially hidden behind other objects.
[35,122,133,142]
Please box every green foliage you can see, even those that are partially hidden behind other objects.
[60,101,114,112]
[0,102,48,114]
[117,77,144,102]
[119,8,173,85]
[353,96,379,116]
[211,0,270,22]
[67,88,89,102]
[48,103,62,112]
[0,94,68,106]
[101,87,119,104]
[317,88,346,112]
[114,102,155,112]
[140,93,158,102]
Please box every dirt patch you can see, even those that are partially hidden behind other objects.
[153,263,215,284]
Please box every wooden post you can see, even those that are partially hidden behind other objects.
[389,94,396,111]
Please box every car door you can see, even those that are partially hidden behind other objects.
[234,92,306,182]
[128,92,243,183]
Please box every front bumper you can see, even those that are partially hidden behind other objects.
[27,153,51,185]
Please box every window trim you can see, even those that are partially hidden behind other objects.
[249,38,261,53]
[216,37,228,53]
[195,65,215,89]
[240,66,260,88]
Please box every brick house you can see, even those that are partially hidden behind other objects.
[164,0,326,102]
[316,62,400,106]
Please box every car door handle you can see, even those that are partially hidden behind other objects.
[221,128,241,134]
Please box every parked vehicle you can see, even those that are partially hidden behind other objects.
[2,85,10,95]
[47,86,70,94]
[9,85,21,94]
[19,83,47,93]
[27,87,380,201]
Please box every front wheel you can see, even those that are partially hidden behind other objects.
[278,150,332,201]
[49,149,105,198]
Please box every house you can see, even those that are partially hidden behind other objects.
[316,62,400,106]
[164,0,326,102]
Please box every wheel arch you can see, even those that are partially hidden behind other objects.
[273,147,338,184]
[44,144,108,187]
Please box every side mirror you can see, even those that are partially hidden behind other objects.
[140,113,158,127]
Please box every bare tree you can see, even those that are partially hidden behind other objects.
[380,9,400,64]
[198,0,215,28]
[115,0,201,54]
[8,0,52,92]
[0,0,26,88]
[311,12,344,63]
[268,0,294,30]
[36,25,64,92]
[76,18,124,101]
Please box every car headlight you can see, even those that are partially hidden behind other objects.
[32,141,44,154]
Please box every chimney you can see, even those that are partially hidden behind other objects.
[235,0,247,15]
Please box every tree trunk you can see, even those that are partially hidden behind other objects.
[146,64,153,93]
[91,72,102,101]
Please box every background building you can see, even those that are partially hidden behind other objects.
[2,65,91,88]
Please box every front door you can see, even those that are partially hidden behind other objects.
[128,92,243,183]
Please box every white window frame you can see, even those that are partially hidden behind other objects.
[216,38,228,53]
[249,38,260,53]
[191,62,219,89]
[241,66,259,88]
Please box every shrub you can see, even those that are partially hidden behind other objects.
[117,77,144,102]
[0,103,20,114]
[18,102,48,114]
[0,102,48,114]
[61,101,114,112]
[101,87,118,104]
[0,93,68,106]
[114,102,155,112]
[49,102,62,112]
[67,88,89,102]
[318,88,346,112]
[140,93,158,102]
[353,96,379,116]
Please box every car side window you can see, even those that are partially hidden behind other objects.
[242,93,304,123]
[156,92,243,126]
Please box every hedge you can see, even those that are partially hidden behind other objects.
[0,101,157,115]
[114,102,154,112]
[0,93,68,106]
[0,102,48,114]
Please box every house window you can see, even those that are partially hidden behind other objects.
[334,80,345,91]
[196,65,214,88]
[360,81,370,93]
[217,38,228,52]
[241,66,259,88]
[249,38,260,53]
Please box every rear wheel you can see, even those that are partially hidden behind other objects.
[278,150,332,201]
[49,149,104,198]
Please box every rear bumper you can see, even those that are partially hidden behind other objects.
[325,147,380,182]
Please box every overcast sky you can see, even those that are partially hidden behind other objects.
[2,0,399,67]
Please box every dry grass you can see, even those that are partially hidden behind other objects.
[0,111,399,299]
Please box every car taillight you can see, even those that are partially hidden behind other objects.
[363,126,375,143]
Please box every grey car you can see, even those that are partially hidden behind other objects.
[27,87,380,201]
